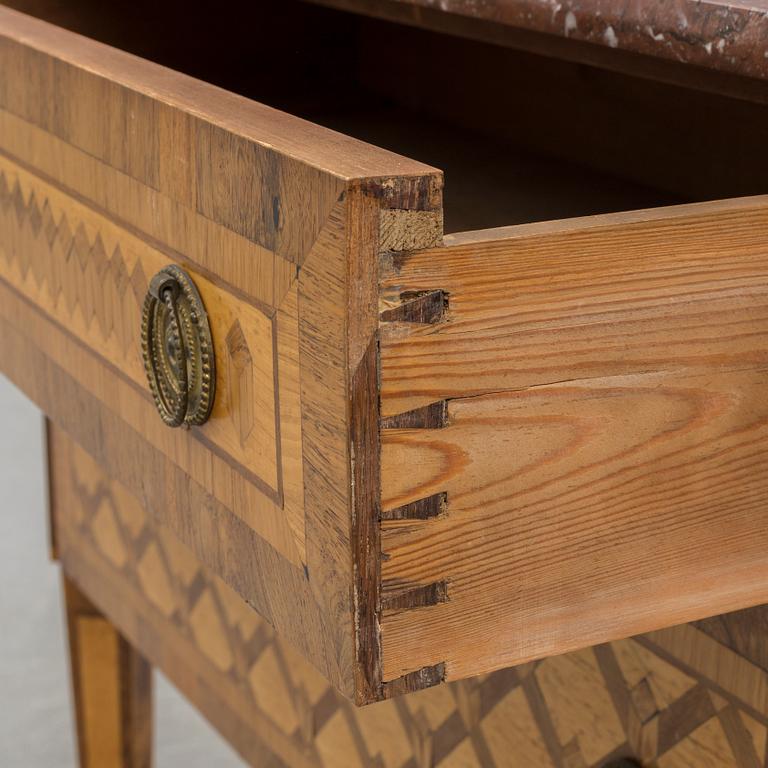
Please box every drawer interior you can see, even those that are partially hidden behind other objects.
[7,0,768,233]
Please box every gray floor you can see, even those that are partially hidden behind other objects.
[0,374,245,767]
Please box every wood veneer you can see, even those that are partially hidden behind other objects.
[49,425,768,767]
[0,1,766,708]
[63,576,152,768]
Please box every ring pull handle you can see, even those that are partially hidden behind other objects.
[141,265,215,428]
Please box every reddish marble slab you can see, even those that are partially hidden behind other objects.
[326,0,768,82]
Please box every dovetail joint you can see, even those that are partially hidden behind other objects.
[381,491,448,522]
[380,289,448,324]
[382,663,447,699]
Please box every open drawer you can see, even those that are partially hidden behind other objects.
[0,0,765,705]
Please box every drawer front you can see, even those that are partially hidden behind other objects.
[378,199,768,685]
[0,151,287,510]
[50,424,768,768]
[0,6,441,700]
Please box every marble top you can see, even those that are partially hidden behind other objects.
[386,0,768,81]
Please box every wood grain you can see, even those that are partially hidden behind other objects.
[64,575,152,768]
[7,1,768,711]
[379,197,768,685]
[0,5,442,702]
[50,425,768,767]
[694,606,768,674]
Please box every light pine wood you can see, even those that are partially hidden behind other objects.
[0,4,441,702]
[64,575,152,768]
[379,197,768,684]
[50,425,768,767]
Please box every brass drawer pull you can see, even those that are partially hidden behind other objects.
[141,266,215,428]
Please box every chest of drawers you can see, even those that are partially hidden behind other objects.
[1,1,766,765]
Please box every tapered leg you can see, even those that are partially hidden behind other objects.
[64,575,153,768]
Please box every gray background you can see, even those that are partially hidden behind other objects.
[0,374,245,767]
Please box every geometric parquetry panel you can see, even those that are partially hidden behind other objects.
[59,441,768,768]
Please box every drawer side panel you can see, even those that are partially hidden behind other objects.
[379,198,768,684]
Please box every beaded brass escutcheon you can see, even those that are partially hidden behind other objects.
[141,266,215,427]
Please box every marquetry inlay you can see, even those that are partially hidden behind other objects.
[57,435,768,768]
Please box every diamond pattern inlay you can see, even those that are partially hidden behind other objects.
[0,169,148,357]
[56,436,768,768]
